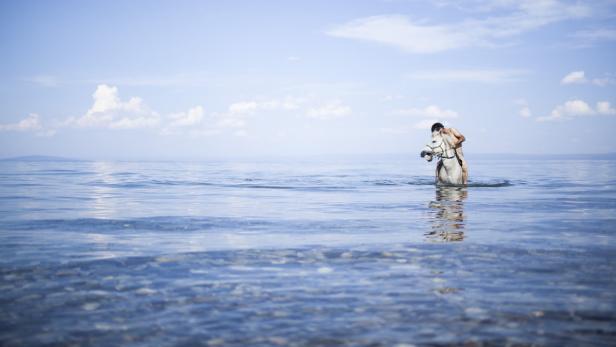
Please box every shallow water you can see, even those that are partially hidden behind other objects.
[1,157,615,346]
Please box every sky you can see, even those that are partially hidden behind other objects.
[1,0,615,160]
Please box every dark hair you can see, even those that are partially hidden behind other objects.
[431,122,444,132]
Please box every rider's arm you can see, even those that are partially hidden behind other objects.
[447,128,465,147]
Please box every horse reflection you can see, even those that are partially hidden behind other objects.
[426,186,467,242]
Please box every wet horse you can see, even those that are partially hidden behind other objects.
[420,130,465,185]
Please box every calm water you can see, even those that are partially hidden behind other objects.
[1,157,615,346]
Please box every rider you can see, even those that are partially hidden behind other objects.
[431,122,468,184]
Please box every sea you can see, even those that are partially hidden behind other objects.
[1,156,615,346]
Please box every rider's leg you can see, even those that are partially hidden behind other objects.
[461,160,468,185]
[455,148,468,185]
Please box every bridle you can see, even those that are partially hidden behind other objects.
[427,137,457,160]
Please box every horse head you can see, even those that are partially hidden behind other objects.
[420,130,450,161]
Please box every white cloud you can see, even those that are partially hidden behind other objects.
[208,97,307,136]
[327,2,590,53]
[395,105,459,119]
[597,101,616,115]
[306,101,352,120]
[8,87,341,138]
[537,99,616,121]
[561,70,587,84]
[168,106,204,127]
[0,113,42,131]
[161,106,205,135]
[328,15,470,54]
[520,106,532,118]
[65,84,160,129]
[560,70,615,86]
[408,69,527,83]
[0,113,55,136]
[551,99,594,118]
[515,99,532,118]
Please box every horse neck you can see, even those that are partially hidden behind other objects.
[441,155,460,170]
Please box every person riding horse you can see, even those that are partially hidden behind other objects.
[430,122,468,185]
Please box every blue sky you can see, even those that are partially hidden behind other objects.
[1,0,615,159]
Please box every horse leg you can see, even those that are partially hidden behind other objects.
[435,160,443,184]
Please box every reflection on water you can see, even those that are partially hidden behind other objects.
[426,186,467,242]
[90,162,118,218]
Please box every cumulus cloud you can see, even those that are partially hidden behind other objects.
[408,69,527,83]
[168,106,204,127]
[395,105,459,119]
[160,105,206,135]
[64,84,160,129]
[0,113,42,131]
[537,99,616,121]
[7,88,357,139]
[327,2,590,53]
[0,113,55,136]
[306,101,352,120]
[597,101,616,115]
[561,71,587,84]
[547,100,594,120]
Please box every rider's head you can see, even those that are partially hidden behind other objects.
[431,122,444,133]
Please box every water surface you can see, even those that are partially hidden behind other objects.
[1,157,615,346]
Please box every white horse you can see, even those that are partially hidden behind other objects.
[420,131,465,185]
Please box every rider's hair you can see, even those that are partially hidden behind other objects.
[431,122,444,133]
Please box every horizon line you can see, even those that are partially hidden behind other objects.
[2,152,616,162]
